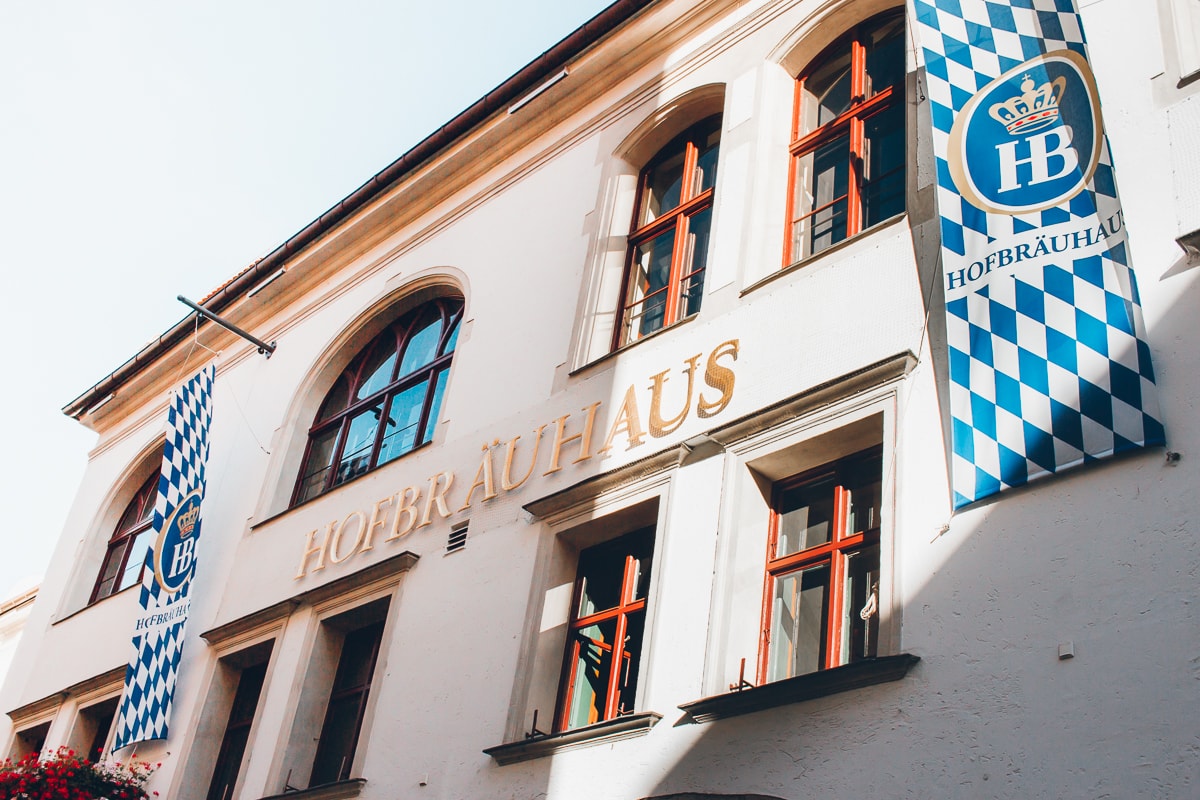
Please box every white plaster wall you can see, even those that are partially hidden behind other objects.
[3,0,1198,798]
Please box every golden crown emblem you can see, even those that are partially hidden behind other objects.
[177,503,201,538]
[988,73,1067,135]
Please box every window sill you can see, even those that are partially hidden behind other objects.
[483,711,663,765]
[741,212,908,299]
[570,313,698,377]
[678,654,919,723]
[259,778,365,800]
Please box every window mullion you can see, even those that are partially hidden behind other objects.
[848,115,865,238]
[323,418,352,494]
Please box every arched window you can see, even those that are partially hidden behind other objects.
[615,115,721,349]
[785,11,905,264]
[91,472,158,603]
[293,296,463,506]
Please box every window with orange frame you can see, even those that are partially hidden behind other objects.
[784,11,906,265]
[759,447,882,683]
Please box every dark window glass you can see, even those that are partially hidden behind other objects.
[557,529,654,732]
[310,621,385,786]
[205,661,268,800]
[293,297,463,506]
[617,117,721,348]
[91,472,158,603]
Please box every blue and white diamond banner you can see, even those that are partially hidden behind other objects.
[910,0,1164,508]
[113,365,214,750]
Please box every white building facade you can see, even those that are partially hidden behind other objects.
[3,0,1199,797]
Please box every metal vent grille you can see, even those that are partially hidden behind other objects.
[446,523,469,554]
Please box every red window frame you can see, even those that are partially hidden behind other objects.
[91,472,158,604]
[614,117,721,349]
[555,528,654,732]
[292,296,463,506]
[783,11,905,265]
[757,447,882,684]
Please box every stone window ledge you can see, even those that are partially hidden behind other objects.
[483,711,662,765]
[259,778,365,800]
[678,654,920,723]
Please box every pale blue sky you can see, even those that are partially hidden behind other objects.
[0,1,612,600]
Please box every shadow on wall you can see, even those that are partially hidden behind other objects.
[632,260,1200,797]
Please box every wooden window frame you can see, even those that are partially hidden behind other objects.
[205,659,269,800]
[614,117,721,349]
[554,528,654,733]
[783,11,905,266]
[292,296,463,506]
[309,620,385,786]
[90,472,158,604]
[757,447,882,684]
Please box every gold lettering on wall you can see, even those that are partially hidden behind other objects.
[598,385,646,454]
[698,339,738,418]
[501,426,545,491]
[543,402,600,475]
[328,510,366,564]
[460,443,499,511]
[418,471,455,528]
[295,522,334,579]
[389,486,421,540]
[295,339,741,580]
[648,353,700,437]
[359,495,393,554]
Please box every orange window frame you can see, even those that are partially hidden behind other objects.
[783,13,904,266]
[756,447,882,684]
[554,530,653,732]
[614,118,720,350]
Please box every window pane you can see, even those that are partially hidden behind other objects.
[83,698,118,762]
[801,47,852,133]
[846,454,883,535]
[333,622,384,692]
[310,695,360,785]
[863,101,906,228]
[792,136,850,260]
[576,531,653,616]
[355,339,397,401]
[317,376,351,422]
[311,622,383,787]
[624,229,676,342]
[639,148,686,225]
[616,611,645,717]
[378,380,429,466]
[296,427,340,504]
[841,546,880,665]
[399,314,443,377]
[776,476,835,557]
[333,405,382,487]
[94,543,126,600]
[864,14,905,98]
[577,555,626,617]
[206,662,267,800]
[118,527,155,592]
[115,476,156,536]
[422,367,449,445]
[563,619,617,730]
[768,564,830,681]
[694,128,721,195]
[443,316,460,354]
[679,207,711,319]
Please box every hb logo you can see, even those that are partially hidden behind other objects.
[949,50,1103,215]
[154,489,203,594]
